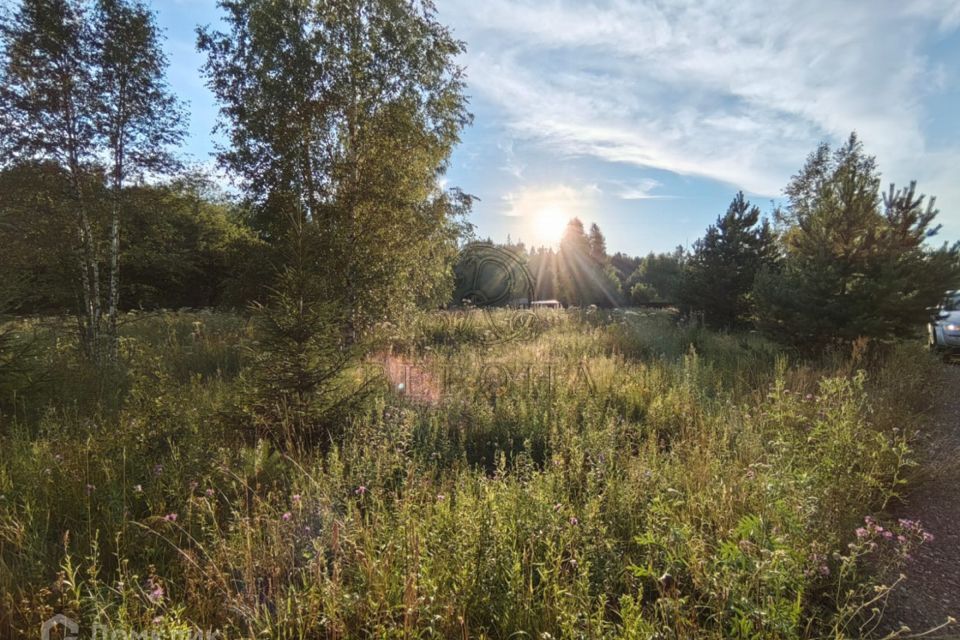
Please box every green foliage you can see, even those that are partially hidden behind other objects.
[198,0,472,337]
[0,309,940,638]
[0,0,184,362]
[0,164,266,313]
[627,248,686,304]
[681,192,777,328]
[240,215,370,450]
[558,218,621,307]
[754,134,960,350]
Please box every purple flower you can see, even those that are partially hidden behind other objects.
[355,485,367,496]
[569,516,579,526]
[923,531,935,543]
[292,494,301,504]
[281,511,292,522]
[205,488,215,498]
[855,527,868,539]
[163,513,177,522]
[147,582,164,603]
[882,531,894,540]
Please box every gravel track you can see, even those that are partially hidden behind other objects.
[878,365,960,638]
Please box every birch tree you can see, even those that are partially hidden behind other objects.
[0,0,103,356]
[94,0,184,360]
[198,0,472,340]
[0,0,183,362]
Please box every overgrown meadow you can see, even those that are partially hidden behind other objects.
[0,308,940,639]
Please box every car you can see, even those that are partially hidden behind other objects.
[928,290,960,358]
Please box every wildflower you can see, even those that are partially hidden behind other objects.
[804,394,813,400]
[205,488,215,498]
[134,484,143,493]
[569,516,579,526]
[147,582,165,603]
[923,531,935,543]
[436,494,445,501]
[85,484,96,495]
[153,464,164,476]
[163,513,178,522]
[281,512,292,522]
[355,485,367,496]
[882,531,894,540]
[292,493,301,504]
[819,564,830,576]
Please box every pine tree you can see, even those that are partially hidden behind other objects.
[557,218,619,307]
[588,222,607,263]
[753,134,960,349]
[680,192,776,328]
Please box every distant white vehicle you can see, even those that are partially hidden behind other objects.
[928,290,960,357]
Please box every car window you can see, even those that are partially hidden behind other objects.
[944,295,960,311]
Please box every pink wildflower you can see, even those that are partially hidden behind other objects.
[163,513,177,522]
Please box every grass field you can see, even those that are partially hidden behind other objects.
[0,308,941,638]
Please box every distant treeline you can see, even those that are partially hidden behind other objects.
[0,162,269,314]
[468,135,960,351]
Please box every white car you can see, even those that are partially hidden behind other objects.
[928,291,960,356]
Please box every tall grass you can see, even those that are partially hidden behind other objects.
[0,309,940,638]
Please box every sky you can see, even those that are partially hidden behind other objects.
[155,0,960,256]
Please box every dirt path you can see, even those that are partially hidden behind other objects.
[878,365,960,638]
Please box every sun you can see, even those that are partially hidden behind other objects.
[531,205,567,247]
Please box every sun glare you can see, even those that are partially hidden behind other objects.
[532,206,567,247]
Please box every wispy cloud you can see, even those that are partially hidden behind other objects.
[502,183,598,218]
[443,0,960,213]
[608,178,671,200]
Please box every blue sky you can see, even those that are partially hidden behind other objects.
[155,0,960,256]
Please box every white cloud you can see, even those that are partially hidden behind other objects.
[501,183,598,218]
[441,0,960,217]
[608,178,668,200]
